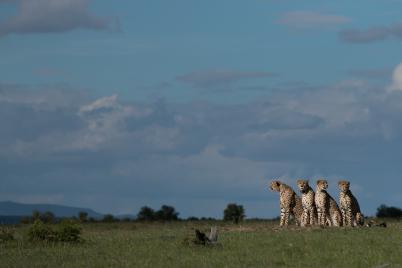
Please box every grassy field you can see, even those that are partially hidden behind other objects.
[0,220,401,267]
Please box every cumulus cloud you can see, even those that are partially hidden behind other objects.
[0,0,113,37]
[79,94,119,113]
[277,11,350,29]
[388,62,402,91]
[339,24,402,43]
[176,70,275,88]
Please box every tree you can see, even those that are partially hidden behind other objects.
[102,214,116,223]
[40,211,55,224]
[32,210,41,221]
[376,204,402,218]
[137,206,156,221]
[78,212,88,223]
[20,216,31,224]
[223,203,245,223]
[155,205,179,221]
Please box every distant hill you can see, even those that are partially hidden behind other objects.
[0,201,103,218]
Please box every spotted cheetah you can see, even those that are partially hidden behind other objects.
[315,180,342,227]
[296,179,317,226]
[269,180,303,227]
[338,180,364,227]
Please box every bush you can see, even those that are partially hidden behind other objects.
[28,220,82,242]
[40,211,56,224]
[223,203,245,223]
[0,227,14,242]
[155,205,179,221]
[102,214,116,223]
[78,212,88,223]
[137,206,156,221]
[56,220,82,242]
[20,216,31,224]
[28,220,56,242]
[376,204,402,218]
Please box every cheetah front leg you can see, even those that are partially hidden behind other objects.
[280,208,290,227]
[301,208,308,227]
[317,208,322,225]
[332,212,341,227]
[308,207,315,225]
[343,208,352,226]
[341,208,347,226]
[317,208,326,226]
[324,208,332,226]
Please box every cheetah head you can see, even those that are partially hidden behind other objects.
[338,180,350,192]
[296,179,310,193]
[269,180,282,192]
[316,179,328,191]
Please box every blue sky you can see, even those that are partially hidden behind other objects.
[1,0,402,218]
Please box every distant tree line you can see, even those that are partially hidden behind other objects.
[14,203,402,225]
[18,203,401,225]
[376,204,402,218]
[137,205,179,221]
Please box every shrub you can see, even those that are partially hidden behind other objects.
[56,220,82,242]
[28,220,56,242]
[223,203,245,224]
[137,206,156,221]
[28,220,82,242]
[376,204,402,218]
[20,216,31,224]
[40,211,56,224]
[78,212,88,223]
[155,205,179,221]
[0,227,14,242]
[102,214,116,223]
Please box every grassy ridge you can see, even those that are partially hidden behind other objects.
[1,221,401,267]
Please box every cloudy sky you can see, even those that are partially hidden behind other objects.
[1,0,402,218]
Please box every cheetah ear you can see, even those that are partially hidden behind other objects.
[275,181,280,187]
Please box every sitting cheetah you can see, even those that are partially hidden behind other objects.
[296,179,317,226]
[338,180,364,227]
[269,180,303,227]
[315,180,342,227]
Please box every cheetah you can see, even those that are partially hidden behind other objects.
[296,179,317,226]
[269,180,303,227]
[338,180,364,227]
[315,180,342,227]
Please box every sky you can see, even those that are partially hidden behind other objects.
[1,0,402,218]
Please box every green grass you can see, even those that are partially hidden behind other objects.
[1,220,402,267]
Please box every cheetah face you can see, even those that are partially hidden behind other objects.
[316,179,328,191]
[269,180,281,192]
[338,180,350,192]
[297,179,310,193]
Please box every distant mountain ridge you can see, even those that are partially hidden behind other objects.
[0,201,103,218]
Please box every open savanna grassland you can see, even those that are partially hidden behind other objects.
[1,220,402,268]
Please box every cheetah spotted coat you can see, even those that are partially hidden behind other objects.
[297,179,317,226]
[269,180,303,227]
[315,180,342,227]
[338,180,364,227]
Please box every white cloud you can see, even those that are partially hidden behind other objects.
[388,62,402,91]
[3,78,402,217]
[79,94,119,113]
